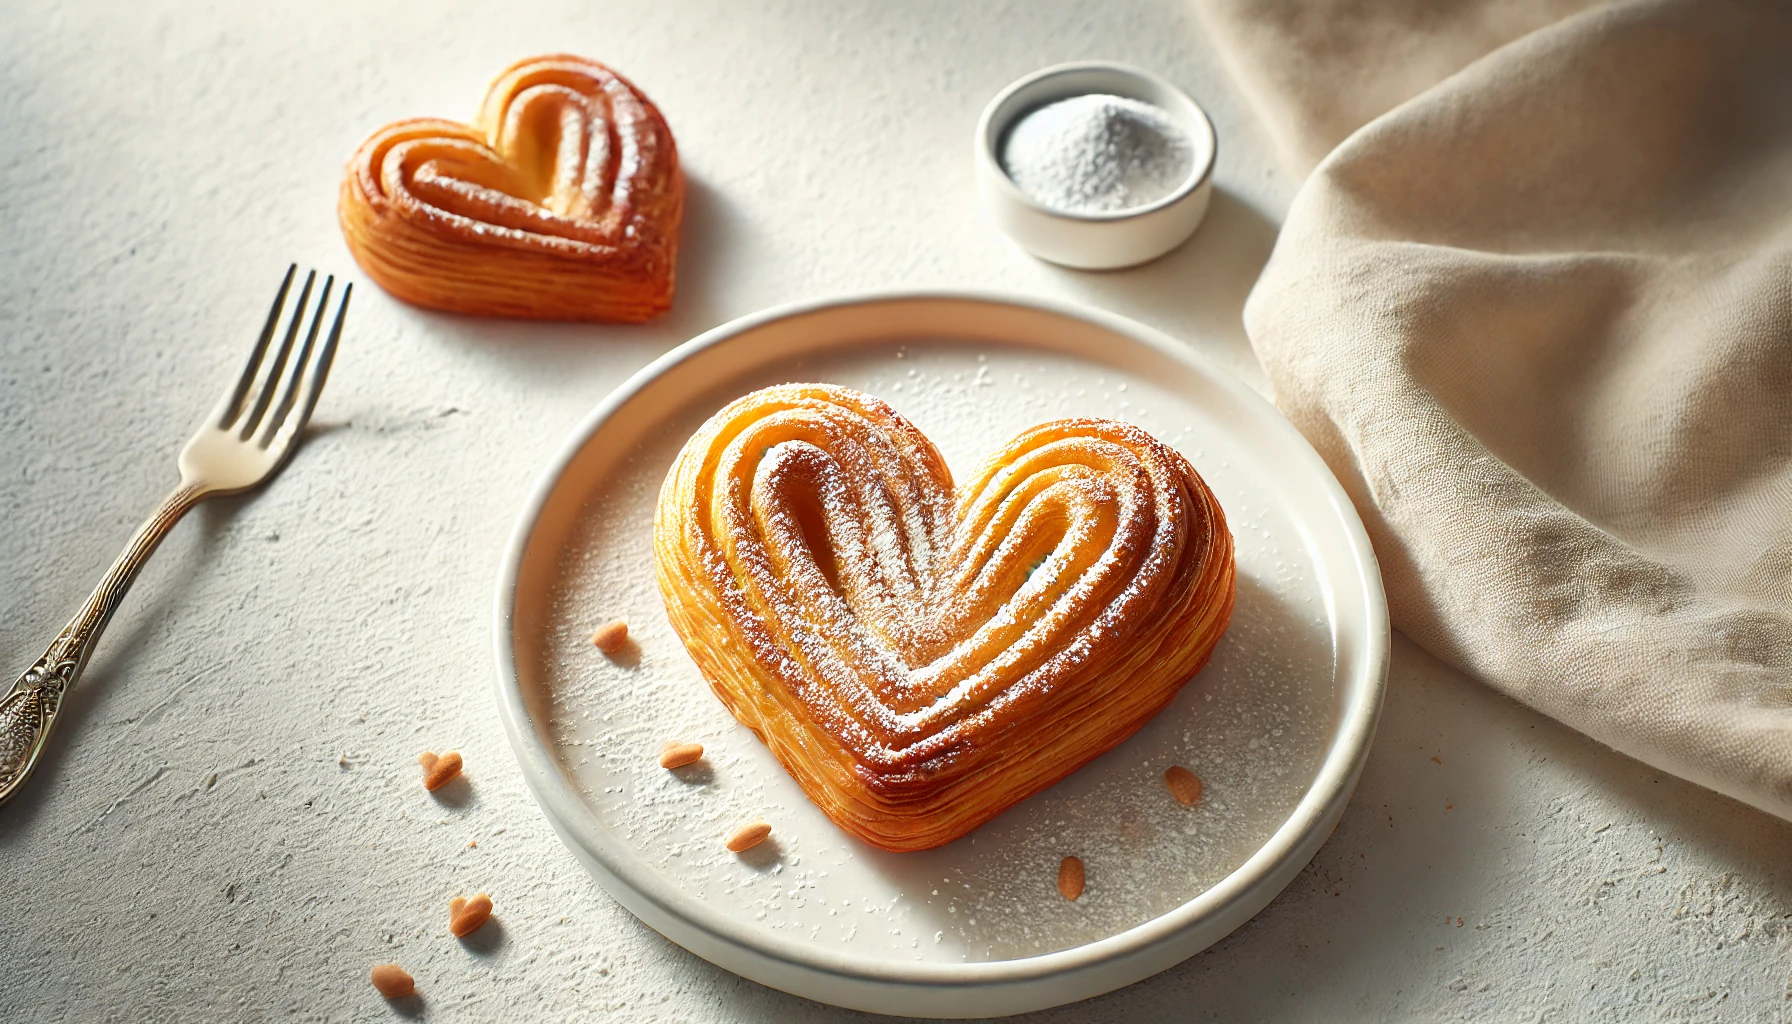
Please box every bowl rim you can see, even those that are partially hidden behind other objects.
[975,60,1219,224]
[492,290,1388,991]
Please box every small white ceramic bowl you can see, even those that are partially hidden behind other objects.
[976,62,1217,270]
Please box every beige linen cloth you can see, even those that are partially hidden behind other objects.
[1192,0,1792,819]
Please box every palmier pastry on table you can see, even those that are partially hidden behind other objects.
[654,384,1236,852]
[339,54,682,322]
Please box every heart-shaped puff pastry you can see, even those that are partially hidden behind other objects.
[339,54,682,322]
[655,384,1236,851]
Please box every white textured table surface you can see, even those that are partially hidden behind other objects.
[4,2,1790,1021]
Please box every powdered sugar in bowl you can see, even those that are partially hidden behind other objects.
[976,62,1217,270]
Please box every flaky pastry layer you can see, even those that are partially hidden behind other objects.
[654,384,1236,851]
[339,54,682,322]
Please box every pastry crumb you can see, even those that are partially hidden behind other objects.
[370,963,414,998]
[592,619,629,655]
[420,751,462,791]
[1058,856,1085,900]
[659,741,704,769]
[1163,765,1203,806]
[450,893,494,937]
[726,820,772,853]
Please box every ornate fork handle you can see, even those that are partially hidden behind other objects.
[0,482,206,806]
[0,266,348,809]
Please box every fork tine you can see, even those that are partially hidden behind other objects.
[258,275,333,447]
[238,270,314,439]
[271,282,351,451]
[218,264,296,427]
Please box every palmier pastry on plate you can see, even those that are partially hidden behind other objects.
[339,54,682,322]
[654,384,1236,852]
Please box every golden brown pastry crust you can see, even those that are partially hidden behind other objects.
[654,384,1236,852]
[339,54,682,322]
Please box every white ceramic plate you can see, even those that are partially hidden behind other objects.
[494,293,1387,1018]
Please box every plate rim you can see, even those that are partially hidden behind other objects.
[492,290,1389,1006]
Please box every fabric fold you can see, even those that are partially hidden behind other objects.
[1214,0,1792,818]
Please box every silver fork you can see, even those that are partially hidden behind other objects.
[0,265,350,808]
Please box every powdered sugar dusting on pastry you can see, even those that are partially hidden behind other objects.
[534,341,1332,962]
[657,382,1235,854]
